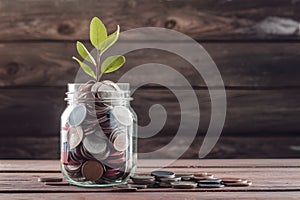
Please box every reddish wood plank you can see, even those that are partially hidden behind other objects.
[1,192,300,200]
[1,136,300,159]
[0,0,300,41]
[0,159,299,172]
[1,42,300,87]
[0,168,300,192]
[1,88,300,137]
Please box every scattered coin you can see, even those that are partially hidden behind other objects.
[198,178,222,184]
[159,177,181,183]
[198,183,224,188]
[112,106,133,126]
[131,175,156,185]
[175,173,194,181]
[193,173,214,181]
[221,177,242,183]
[171,181,197,189]
[224,180,252,187]
[68,104,87,127]
[38,177,63,182]
[151,171,175,179]
[159,182,172,188]
[68,126,83,149]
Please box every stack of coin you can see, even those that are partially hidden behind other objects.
[221,178,252,186]
[62,80,134,184]
[128,171,252,189]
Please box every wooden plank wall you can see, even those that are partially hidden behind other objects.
[0,0,300,159]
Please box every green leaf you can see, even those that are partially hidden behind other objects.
[101,55,126,73]
[100,25,120,53]
[76,41,96,65]
[90,17,107,49]
[72,56,96,79]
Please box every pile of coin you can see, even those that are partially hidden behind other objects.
[129,171,252,189]
[61,81,133,184]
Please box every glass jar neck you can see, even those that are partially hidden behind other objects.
[65,83,132,105]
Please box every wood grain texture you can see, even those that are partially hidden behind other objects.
[2,192,300,200]
[0,0,300,41]
[0,172,300,192]
[0,42,300,87]
[0,161,300,193]
[0,87,300,136]
[0,136,299,159]
[1,159,300,172]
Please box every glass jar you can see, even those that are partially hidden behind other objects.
[60,81,137,187]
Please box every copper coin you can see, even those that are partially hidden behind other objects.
[81,160,105,181]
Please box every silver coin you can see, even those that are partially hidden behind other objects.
[113,132,128,151]
[100,80,121,91]
[128,184,147,189]
[112,106,133,126]
[68,104,87,127]
[83,133,107,154]
[171,181,197,189]
[159,177,181,183]
[68,126,83,149]
[131,176,156,185]
[94,128,106,139]
[175,174,194,181]
[93,147,110,161]
[151,171,175,178]
[92,80,120,93]
[198,178,222,184]
[91,82,103,93]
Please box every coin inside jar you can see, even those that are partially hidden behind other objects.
[83,134,108,155]
[81,160,105,181]
[112,132,128,151]
[68,104,87,127]
[112,106,133,126]
[67,126,83,149]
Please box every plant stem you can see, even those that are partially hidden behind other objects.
[96,49,101,81]
[98,72,103,82]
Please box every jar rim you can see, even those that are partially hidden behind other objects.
[65,82,133,102]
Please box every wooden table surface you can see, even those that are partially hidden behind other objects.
[0,159,299,199]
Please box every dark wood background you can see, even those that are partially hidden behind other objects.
[0,0,300,159]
